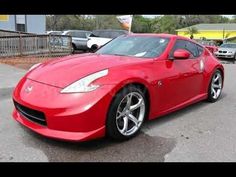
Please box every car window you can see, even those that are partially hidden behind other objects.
[96,36,170,58]
[171,39,200,59]
[100,31,111,38]
[109,31,124,38]
[74,32,87,38]
[64,32,71,36]
[91,31,108,38]
[197,45,204,56]
[68,32,75,37]
[86,32,91,38]
[220,43,236,48]
[91,30,127,38]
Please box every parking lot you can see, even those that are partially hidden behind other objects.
[1,59,236,162]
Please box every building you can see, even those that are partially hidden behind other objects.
[0,15,46,34]
[176,23,236,42]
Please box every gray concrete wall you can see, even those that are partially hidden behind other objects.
[26,15,46,34]
[0,15,46,34]
[0,15,15,31]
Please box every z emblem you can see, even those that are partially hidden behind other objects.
[25,86,33,93]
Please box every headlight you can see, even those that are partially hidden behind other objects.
[228,51,233,53]
[28,63,41,72]
[61,69,108,93]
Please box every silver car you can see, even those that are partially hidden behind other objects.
[214,43,236,60]
[62,30,92,53]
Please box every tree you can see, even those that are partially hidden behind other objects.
[93,15,122,30]
[184,27,199,39]
[46,15,233,34]
[131,15,154,33]
[152,15,179,34]
[223,28,231,39]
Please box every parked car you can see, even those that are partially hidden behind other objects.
[12,34,224,142]
[196,40,218,54]
[214,43,236,60]
[46,31,63,35]
[87,29,129,51]
[62,30,92,53]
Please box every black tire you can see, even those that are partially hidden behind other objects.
[90,44,98,53]
[106,85,147,141]
[72,44,76,54]
[207,69,223,102]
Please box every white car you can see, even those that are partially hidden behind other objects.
[62,30,92,53]
[214,43,236,60]
[87,29,128,51]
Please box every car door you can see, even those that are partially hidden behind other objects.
[157,39,204,112]
[72,31,89,50]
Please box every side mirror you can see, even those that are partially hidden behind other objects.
[173,49,191,59]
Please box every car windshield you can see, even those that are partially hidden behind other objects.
[197,40,215,46]
[220,43,236,48]
[96,35,170,58]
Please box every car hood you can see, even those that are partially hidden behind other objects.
[27,53,146,88]
[218,48,236,52]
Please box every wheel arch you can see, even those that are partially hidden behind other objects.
[107,80,152,122]
[217,67,224,81]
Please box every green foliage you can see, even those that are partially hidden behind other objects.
[184,27,199,38]
[46,15,234,33]
[131,15,154,33]
[46,15,122,31]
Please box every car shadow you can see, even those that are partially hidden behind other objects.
[19,92,226,162]
[21,126,176,162]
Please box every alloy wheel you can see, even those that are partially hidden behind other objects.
[116,92,145,136]
[211,72,222,99]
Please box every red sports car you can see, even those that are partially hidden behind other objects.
[12,34,224,142]
[196,40,218,54]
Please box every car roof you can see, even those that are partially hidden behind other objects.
[128,33,193,40]
[126,33,205,47]
[92,29,128,32]
[63,30,91,33]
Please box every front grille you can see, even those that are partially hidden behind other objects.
[219,51,227,53]
[13,100,47,126]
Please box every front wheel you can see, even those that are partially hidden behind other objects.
[106,86,147,140]
[207,70,223,102]
[71,44,76,54]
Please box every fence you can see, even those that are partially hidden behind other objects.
[0,34,72,57]
[0,29,35,36]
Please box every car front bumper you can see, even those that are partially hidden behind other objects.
[12,77,115,142]
[214,53,235,59]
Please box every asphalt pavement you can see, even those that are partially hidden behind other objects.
[1,60,236,162]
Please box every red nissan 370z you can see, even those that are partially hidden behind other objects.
[12,34,224,142]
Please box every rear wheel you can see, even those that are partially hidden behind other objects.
[207,70,223,102]
[106,86,147,140]
[72,44,76,54]
[90,44,98,52]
